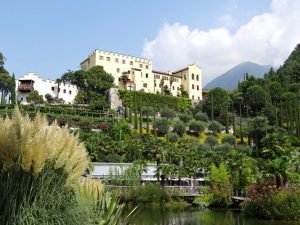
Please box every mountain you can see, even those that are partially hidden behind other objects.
[204,62,271,90]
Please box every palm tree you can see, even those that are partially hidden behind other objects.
[120,71,130,89]
[55,78,62,99]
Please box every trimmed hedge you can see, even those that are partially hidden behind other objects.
[118,90,191,112]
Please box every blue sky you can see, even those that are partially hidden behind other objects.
[2,0,298,84]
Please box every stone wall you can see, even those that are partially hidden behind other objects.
[109,88,122,110]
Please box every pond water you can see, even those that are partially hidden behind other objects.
[125,207,300,225]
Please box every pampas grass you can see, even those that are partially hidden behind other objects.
[0,107,130,225]
[0,107,88,186]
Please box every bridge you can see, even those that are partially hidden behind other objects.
[106,185,250,201]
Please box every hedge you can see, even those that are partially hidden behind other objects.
[118,90,191,112]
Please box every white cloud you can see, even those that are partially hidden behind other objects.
[142,0,300,85]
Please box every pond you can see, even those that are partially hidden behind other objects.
[125,207,300,225]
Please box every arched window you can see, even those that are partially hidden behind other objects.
[192,73,195,80]
[196,75,199,81]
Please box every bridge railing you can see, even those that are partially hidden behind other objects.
[105,185,203,196]
[232,187,247,198]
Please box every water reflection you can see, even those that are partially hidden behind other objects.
[125,207,300,225]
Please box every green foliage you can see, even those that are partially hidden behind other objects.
[160,107,177,119]
[244,185,300,220]
[10,74,16,105]
[26,90,44,104]
[122,184,170,205]
[89,94,108,110]
[178,113,192,123]
[208,121,222,135]
[167,132,179,143]
[141,106,155,116]
[246,85,268,114]
[221,135,236,146]
[109,120,130,141]
[194,112,209,122]
[119,90,191,112]
[209,163,232,207]
[154,118,169,136]
[205,135,218,149]
[173,120,186,136]
[189,120,205,134]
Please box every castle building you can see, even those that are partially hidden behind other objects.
[80,50,203,101]
[16,72,78,104]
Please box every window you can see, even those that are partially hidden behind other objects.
[143,83,147,88]
[106,57,110,61]
[51,86,55,91]
[116,68,120,73]
[154,75,160,79]
[198,96,200,100]
[130,61,133,65]
[173,86,175,90]
[184,75,187,80]
[197,85,199,90]
[58,88,61,92]
[196,75,199,81]
[115,58,119,63]
[192,73,195,80]
[155,83,157,87]
[146,73,148,78]
[63,89,66,93]
[122,59,126,64]
[192,84,195,89]
[146,65,149,69]
[69,90,72,95]
[99,56,103,60]
[177,87,180,91]
[139,64,142,68]
[192,95,194,100]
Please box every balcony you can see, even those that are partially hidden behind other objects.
[18,85,34,91]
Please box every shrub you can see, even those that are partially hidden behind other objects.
[160,107,177,119]
[214,143,232,152]
[119,90,192,112]
[244,185,300,220]
[0,108,126,225]
[178,113,193,123]
[154,119,169,136]
[141,106,155,116]
[173,120,186,136]
[194,112,209,122]
[189,120,205,134]
[221,134,236,145]
[209,163,232,207]
[167,132,179,143]
[123,184,170,205]
[208,121,222,134]
[205,135,218,149]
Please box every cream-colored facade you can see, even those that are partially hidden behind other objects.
[80,49,202,101]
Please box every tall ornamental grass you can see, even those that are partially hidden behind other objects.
[0,108,127,225]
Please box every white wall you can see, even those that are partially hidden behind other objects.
[16,72,78,104]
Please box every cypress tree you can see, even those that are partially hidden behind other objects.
[153,112,157,137]
[139,99,143,134]
[239,103,244,144]
[134,91,138,129]
[211,94,214,121]
[10,73,16,105]
[146,106,150,134]
[232,102,236,136]
[129,94,132,123]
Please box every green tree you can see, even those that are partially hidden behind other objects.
[246,85,268,115]
[10,73,16,105]
[173,120,186,136]
[27,90,44,104]
[209,163,232,207]
[189,120,205,134]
